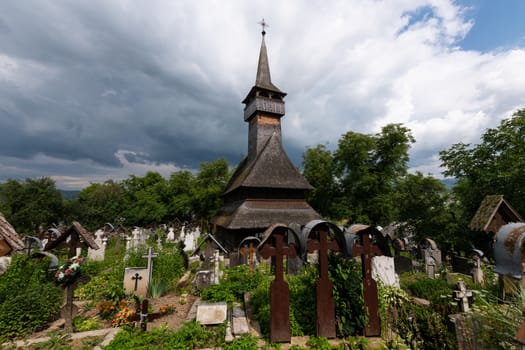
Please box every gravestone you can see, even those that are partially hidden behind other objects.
[194,270,214,289]
[453,280,473,312]
[232,306,250,335]
[372,256,399,287]
[196,302,228,325]
[452,255,472,276]
[394,255,413,275]
[124,267,148,297]
[166,227,176,243]
[305,222,340,338]
[426,256,437,279]
[259,224,297,343]
[352,227,382,337]
[471,256,484,286]
[88,230,105,261]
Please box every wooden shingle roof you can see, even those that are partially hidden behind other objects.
[469,194,524,232]
[0,212,24,253]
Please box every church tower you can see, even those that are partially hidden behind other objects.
[213,22,321,251]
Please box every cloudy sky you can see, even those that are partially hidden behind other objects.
[1,1,524,190]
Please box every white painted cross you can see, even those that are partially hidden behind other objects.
[142,247,159,288]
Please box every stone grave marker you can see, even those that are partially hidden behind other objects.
[194,270,214,289]
[88,229,105,261]
[471,256,484,286]
[166,227,176,243]
[352,226,382,337]
[453,280,473,312]
[305,222,340,338]
[452,255,472,276]
[259,224,297,343]
[372,255,399,287]
[196,302,228,325]
[232,305,250,335]
[394,255,413,275]
[124,267,148,297]
[426,256,437,279]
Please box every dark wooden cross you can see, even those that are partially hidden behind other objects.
[128,299,163,331]
[132,273,142,291]
[352,229,382,337]
[240,242,257,271]
[259,226,296,343]
[306,224,340,338]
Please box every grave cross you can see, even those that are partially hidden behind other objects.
[128,299,163,331]
[453,281,473,312]
[259,226,297,343]
[142,247,159,283]
[132,273,142,291]
[306,224,340,338]
[240,242,257,271]
[352,229,382,337]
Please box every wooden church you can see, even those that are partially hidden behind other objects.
[213,25,321,251]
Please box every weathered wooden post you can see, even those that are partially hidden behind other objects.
[352,226,382,337]
[258,224,297,343]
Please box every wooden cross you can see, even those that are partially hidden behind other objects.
[128,299,163,331]
[131,273,142,291]
[306,224,340,338]
[259,226,296,343]
[240,242,257,271]
[352,228,382,337]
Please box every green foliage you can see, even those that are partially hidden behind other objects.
[328,254,366,337]
[306,337,335,349]
[72,316,101,332]
[0,177,63,233]
[75,268,125,303]
[105,322,223,350]
[440,108,525,228]
[0,255,63,341]
[288,265,317,336]
[200,265,269,303]
[223,334,259,349]
[30,331,72,350]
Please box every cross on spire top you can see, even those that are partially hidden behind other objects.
[258,18,269,36]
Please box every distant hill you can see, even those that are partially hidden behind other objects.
[440,178,457,189]
[60,190,80,200]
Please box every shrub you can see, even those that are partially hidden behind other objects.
[0,255,63,341]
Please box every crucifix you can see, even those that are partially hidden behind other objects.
[142,247,159,295]
[352,228,382,337]
[306,223,340,338]
[259,225,296,343]
[132,273,142,292]
[240,242,257,271]
[258,18,269,36]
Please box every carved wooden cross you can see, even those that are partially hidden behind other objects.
[240,242,257,271]
[259,226,296,343]
[352,228,382,337]
[128,299,163,331]
[306,224,340,338]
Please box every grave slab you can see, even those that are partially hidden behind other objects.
[232,316,250,335]
[196,302,228,325]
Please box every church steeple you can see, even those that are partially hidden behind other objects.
[243,20,287,161]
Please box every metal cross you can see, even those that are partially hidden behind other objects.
[258,18,269,35]
[132,273,142,291]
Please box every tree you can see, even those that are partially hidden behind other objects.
[0,177,63,233]
[395,172,461,250]
[190,158,230,224]
[440,108,525,220]
[72,180,128,230]
[122,172,168,226]
[166,170,195,221]
[334,124,415,225]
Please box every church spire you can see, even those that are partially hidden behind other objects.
[254,19,281,93]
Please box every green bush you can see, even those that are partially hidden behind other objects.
[0,255,63,341]
[105,322,223,349]
[288,265,317,336]
[328,254,366,337]
[75,268,125,303]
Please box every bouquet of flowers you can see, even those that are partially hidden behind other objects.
[55,255,85,285]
